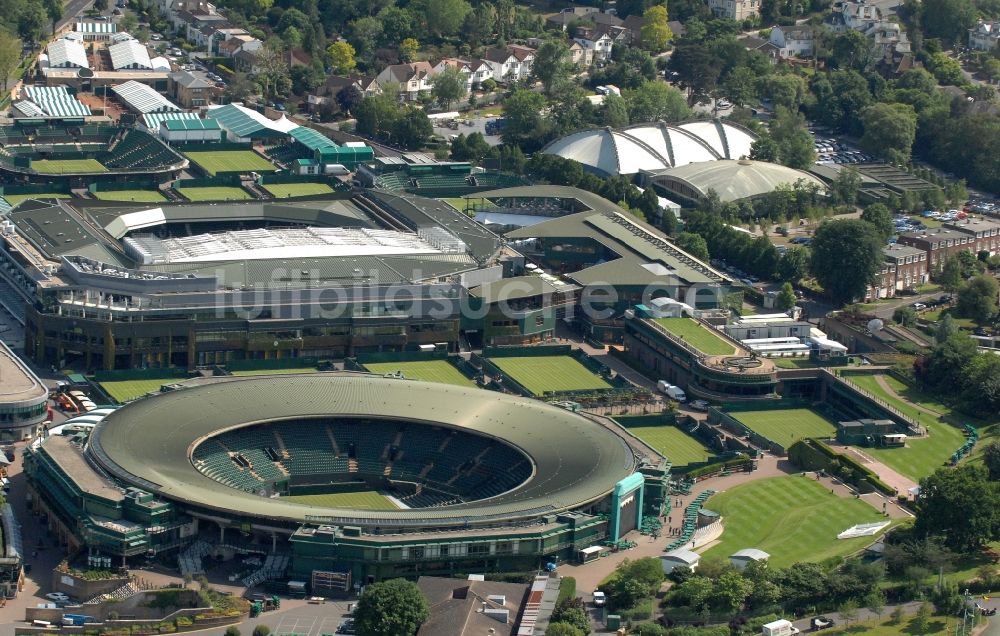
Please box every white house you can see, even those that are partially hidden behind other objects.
[969,20,1000,51]
[482,44,535,83]
[432,58,475,91]
[569,41,595,66]
[769,25,815,58]
[375,61,435,101]
[708,0,761,21]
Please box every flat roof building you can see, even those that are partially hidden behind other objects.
[0,340,49,442]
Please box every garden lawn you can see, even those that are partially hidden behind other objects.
[283,491,397,510]
[730,408,838,446]
[822,614,977,636]
[183,150,275,175]
[99,379,175,403]
[176,186,252,201]
[614,419,711,467]
[93,189,167,202]
[31,158,107,174]
[654,318,735,355]
[701,475,890,568]
[363,360,477,387]
[263,182,335,197]
[489,355,611,395]
[229,367,319,376]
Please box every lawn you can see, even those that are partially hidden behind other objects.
[2,192,71,204]
[176,186,252,201]
[730,408,838,446]
[823,614,978,636]
[614,419,711,467]
[489,355,612,395]
[283,491,397,510]
[844,374,970,481]
[229,367,319,376]
[31,158,107,174]
[701,475,890,568]
[183,150,275,176]
[99,379,173,403]
[654,318,735,356]
[263,182,335,198]
[93,189,167,202]
[363,360,477,387]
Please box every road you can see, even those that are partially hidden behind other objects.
[56,0,96,31]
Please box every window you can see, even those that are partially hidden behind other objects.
[468,543,490,556]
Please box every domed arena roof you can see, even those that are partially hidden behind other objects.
[540,119,758,177]
[649,159,826,203]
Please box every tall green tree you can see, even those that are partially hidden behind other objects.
[859,203,893,238]
[623,80,690,123]
[920,0,976,42]
[832,167,863,206]
[914,465,1000,551]
[667,42,721,105]
[411,0,471,37]
[0,30,22,91]
[391,107,433,150]
[326,41,356,75]
[937,255,964,292]
[640,5,673,52]
[934,314,959,343]
[775,282,796,311]
[430,66,467,110]
[602,93,630,127]
[545,624,583,636]
[531,40,573,95]
[676,232,709,261]
[501,90,549,151]
[353,579,430,636]
[809,219,884,305]
[860,103,917,163]
[956,273,999,325]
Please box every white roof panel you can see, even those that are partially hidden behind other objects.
[112,80,180,113]
[109,39,152,70]
[46,39,89,69]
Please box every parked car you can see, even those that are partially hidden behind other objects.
[45,592,70,602]
[593,591,607,607]
[911,302,927,311]
[336,619,356,634]
[689,399,710,412]
[811,617,835,631]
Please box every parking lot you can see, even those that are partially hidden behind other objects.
[812,133,875,165]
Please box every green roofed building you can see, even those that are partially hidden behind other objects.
[288,126,374,170]
[159,117,223,143]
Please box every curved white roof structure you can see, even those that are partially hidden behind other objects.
[541,120,759,177]
[649,159,826,203]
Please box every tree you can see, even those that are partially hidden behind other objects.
[920,0,976,42]
[623,81,690,123]
[224,627,240,636]
[956,273,999,325]
[861,103,917,163]
[531,40,573,95]
[353,579,430,636]
[94,0,108,11]
[839,599,859,627]
[336,85,363,115]
[775,282,796,311]
[710,570,752,614]
[252,626,270,636]
[391,107,433,150]
[866,589,886,620]
[326,41,356,75]
[430,66,467,110]
[720,67,758,109]
[760,73,807,111]
[914,464,1000,551]
[356,94,400,139]
[607,558,666,609]
[602,93,630,127]
[934,313,959,343]
[810,219,884,305]
[0,31,22,91]
[16,2,47,44]
[501,90,549,151]
[640,5,673,52]
[411,0,472,37]
[770,107,816,169]
[550,599,590,634]
[399,37,419,63]
[860,203,893,238]
[544,624,583,636]
[923,332,978,394]
[223,72,258,103]
[913,601,932,634]
[984,441,1000,480]
[889,605,905,625]
[676,232,709,261]
[667,42,721,105]
[42,0,62,35]
[937,255,964,293]
[830,30,876,72]
[893,306,917,327]
[832,167,863,206]
[777,247,810,283]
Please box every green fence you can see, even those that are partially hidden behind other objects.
[482,344,573,358]
[354,350,449,365]
[174,142,252,152]
[172,175,242,189]
[0,183,73,196]
[787,439,897,495]
[89,180,161,193]
[93,368,190,382]
[225,357,320,372]
[258,173,351,191]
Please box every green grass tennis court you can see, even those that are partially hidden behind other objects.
[31,158,107,174]
[176,186,252,201]
[93,190,167,202]
[183,150,276,175]
[99,379,173,403]
[489,355,612,395]
[654,318,735,355]
[282,491,397,510]
[263,182,335,197]
[2,192,71,204]
[701,475,890,567]
[730,407,838,445]
[615,420,711,467]
[363,360,477,387]
[229,367,319,377]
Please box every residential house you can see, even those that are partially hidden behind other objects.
[969,20,1000,51]
[867,244,927,298]
[376,61,435,101]
[465,59,493,87]
[867,21,910,57]
[569,40,595,66]
[415,576,531,636]
[168,70,216,108]
[184,13,230,47]
[769,25,815,58]
[708,0,760,22]
[432,58,475,92]
[218,34,263,58]
[545,7,619,31]
[157,0,215,25]
[207,28,253,55]
[944,217,1000,255]
[743,35,781,63]
[824,0,882,32]
[482,44,535,83]
[622,14,645,45]
[574,25,628,61]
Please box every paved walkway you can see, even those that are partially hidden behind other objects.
[828,441,918,497]
[872,374,943,419]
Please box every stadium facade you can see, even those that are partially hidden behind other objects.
[24,375,668,586]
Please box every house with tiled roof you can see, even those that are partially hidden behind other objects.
[769,25,815,57]
[969,20,1000,51]
[375,61,435,101]
[482,44,535,83]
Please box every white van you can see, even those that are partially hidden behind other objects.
[656,380,687,402]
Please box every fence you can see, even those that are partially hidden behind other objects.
[88,180,160,193]
[257,173,351,192]
[787,438,897,496]
[171,175,243,189]
[354,350,449,364]
[224,357,320,372]
[93,368,189,382]
[708,406,788,456]
[0,183,73,196]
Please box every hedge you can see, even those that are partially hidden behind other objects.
[787,439,897,495]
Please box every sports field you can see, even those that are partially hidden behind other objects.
[229,367,319,377]
[489,355,612,395]
[654,318,735,355]
[176,186,252,201]
[701,475,889,567]
[184,150,275,176]
[93,189,167,202]
[615,419,711,467]
[730,407,837,445]
[263,182,335,197]
[283,491,397,510]
[99,379,172,403]
[2,192,71,204]
[364,360,477,387]
[31,158,107,174]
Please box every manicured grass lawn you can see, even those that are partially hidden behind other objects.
[283,491,397,510]
[229,367,319,376]
[363,360,477,387]
[730,408,838,445]
[176,186,252,201]
[263,182,335,198]
[824,614,977,636]
[2,192,71,204]
[99,379,174,403]
[489,355,611,395]
[701,475,890,568]
[93,189,167,202]
[615,419,711,467]
[31,158,107,174]
[654,318,735,356]
[183,150,275,176]
[772,357,823,369]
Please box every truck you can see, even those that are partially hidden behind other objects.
[762,619,799,636]
[62,614,97,626]
[656,380,687,402]
[485,118,507,135]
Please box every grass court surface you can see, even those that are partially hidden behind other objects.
[263,182,335,198]
[489,355,612,395]
[176,186,252,201]
[31,158,107,174]
[731,407,837,445]
[363,360,477,387]
[93,189,167,202]
[2,192,71,204]
[183,150,276,176]
[615,420,711,467]
[229,367,319,376]
[283,491,397,510]
[702,475,888,567]
[99,379,174,403]
[654,318,735,355]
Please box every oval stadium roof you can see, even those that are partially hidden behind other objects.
[650,159,826,202]
[541,120,758,177]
